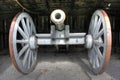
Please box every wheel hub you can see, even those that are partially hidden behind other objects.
[94,37,103,46]
[85,35,93,49]
[29,36,37,50]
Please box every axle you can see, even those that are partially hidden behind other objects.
[36,25,86,46]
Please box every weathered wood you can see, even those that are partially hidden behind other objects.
[0,0,119,15]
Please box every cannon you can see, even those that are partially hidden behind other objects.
[9,8,112,75]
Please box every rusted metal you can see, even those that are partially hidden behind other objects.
[100,10,112,74]
[9,12,23,74]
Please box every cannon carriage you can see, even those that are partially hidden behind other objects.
[0,0,115,75]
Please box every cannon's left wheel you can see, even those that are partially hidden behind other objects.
[86,10,112,74]
[9,12,37,74]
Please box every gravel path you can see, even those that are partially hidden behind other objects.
[0,47,118,80]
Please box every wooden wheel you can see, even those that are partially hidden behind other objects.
[86,9,112,74]
[9,12,37,74]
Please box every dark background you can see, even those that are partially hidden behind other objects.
[0,0,120,53]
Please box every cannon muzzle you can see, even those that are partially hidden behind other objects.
[50,9,66,31]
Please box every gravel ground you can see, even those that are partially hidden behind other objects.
[0,47,119,80]
[106,53,120,80]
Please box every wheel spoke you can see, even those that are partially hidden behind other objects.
[89,47,101,69]
[93,15,98,32]
[93,52,100,68]
[95,55,100,68]
[16,39,28,44]
[18,44,29,58]
[30,20,36,34]
[95,29,104,39]
[96,18,102,32]
[94,18,102,37]
[92,52,96,68]
[89,19,95,34]
[93,46,103,61]
[28,51,32,69]
[23,48,30,68]
[26,18,31,35]
[31,51,34,66]
[89,24,92,34]
[89,49,95,66]
[28,22,32,34]
[21,18,29,36]
[18,26,28,39]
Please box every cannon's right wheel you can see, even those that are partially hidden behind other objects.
[9,12,37,74]
[86,10,112,74]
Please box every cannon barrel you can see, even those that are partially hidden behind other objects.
[50,9,66,31]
